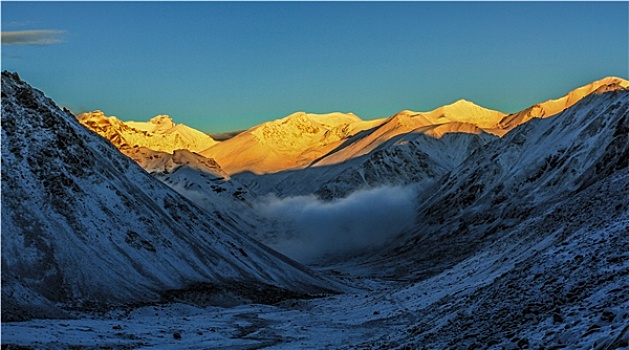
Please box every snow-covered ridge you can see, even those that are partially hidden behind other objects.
[411,98,506,129]
[198,111,381,174]
[78,110,227,178]
[496,76,629,134]
[78,110,217,153]
[1,71,336,322]
[311,77,627,167]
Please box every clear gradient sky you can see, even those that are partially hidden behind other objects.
[2,1,628,133]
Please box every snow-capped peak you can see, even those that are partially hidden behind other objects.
[421,98,506,129]
[78,111,217,153]
[130,114,175,133]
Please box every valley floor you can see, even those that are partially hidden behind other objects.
[3,214,629,350]
[1,276,402,350]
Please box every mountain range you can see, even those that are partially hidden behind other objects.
[2,71,628,349]
[78,77,627,178]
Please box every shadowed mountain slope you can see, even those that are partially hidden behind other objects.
[0,71,336,322]
[366,85,629,281]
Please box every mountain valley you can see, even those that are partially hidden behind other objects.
[2,71,628,349]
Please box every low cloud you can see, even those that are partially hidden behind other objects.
[1,30,65,45]
[255,186,417,263]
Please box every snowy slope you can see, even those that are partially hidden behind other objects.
[424,98,506,128]
[313,80,626,168]
[234,130,496,200]
[123,147,229,178]
[0,71,337,322]
[312,131,496,200]
[151,165,264,237]
[383,169,629,349]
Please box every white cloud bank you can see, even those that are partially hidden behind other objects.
[255,186,417,263]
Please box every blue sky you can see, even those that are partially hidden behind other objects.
[2,2,627,133]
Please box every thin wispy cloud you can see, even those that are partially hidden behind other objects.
[1,30,65,45]
[3,21,38,28]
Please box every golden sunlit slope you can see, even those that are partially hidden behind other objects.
[124,147,230,179]
[422,99,506,129]
[78,111,226,177]
[415,122,485,139]
[78,111,217,153]
[315,78,628,166]
[199,111,380,174]
[497,77,629,134]
[315,101,504,167]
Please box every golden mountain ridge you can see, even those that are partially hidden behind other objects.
[78,76,628,175]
